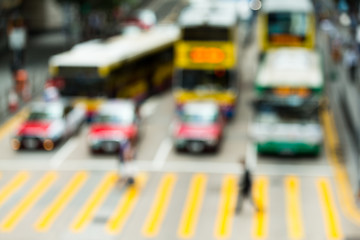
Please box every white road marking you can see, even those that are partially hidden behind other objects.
[140,97,160,119]
[0,159,334,176]
[152,138,172,170]
[49,138,79,169]
[246,142,258,170]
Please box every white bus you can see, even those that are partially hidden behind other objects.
[252,47,324,156]
[255,47,323,97]
[48,25,180,120]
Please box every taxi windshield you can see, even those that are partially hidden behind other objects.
[28,111,61,121]
[181,112,217,124]
[94,113,133,125]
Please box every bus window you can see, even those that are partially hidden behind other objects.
[179,69,230,91]
[182,27,230,41]
[268,12,307,41]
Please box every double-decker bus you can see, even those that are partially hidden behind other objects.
[257,0,316,53]
[48,25,180,120]
[173,2,239,118]
[252,47,324,155]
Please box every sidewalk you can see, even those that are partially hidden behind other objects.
[318,19,360,196]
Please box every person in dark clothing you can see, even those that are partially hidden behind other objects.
[235,157,259,213]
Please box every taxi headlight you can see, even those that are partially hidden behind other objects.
[11,138,21,150]
[43,139,54,151]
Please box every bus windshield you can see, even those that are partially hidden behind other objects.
[254,100,319,123]
[59,77,106,97]
[268,12,307,39]
[182,27,230,41]
[178,69,231,90]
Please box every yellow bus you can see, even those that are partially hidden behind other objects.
[48,25,180,120]
[174,3,239,118]
[257,0,316,53]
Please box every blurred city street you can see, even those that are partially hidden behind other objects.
[0,0,359,239]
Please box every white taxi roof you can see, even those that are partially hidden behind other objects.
[99,100,135,116]
[262,0,314,13]
[256,48,323,88]
[49,25,180,69]
[183,101,219,115]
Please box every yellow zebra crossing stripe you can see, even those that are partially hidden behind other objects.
[214,175,237,239]
[35,171,88,231]
[106,173,148,234]
[0,172,28,207]
[71,172,117,232]
[1,172,57,232]
[178,174,207,239]
[252,176,268,239]
[142,173,177,237]
[317,178,343,240]
[285,176,304,240]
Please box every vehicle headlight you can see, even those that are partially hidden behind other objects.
[11,138,21,150]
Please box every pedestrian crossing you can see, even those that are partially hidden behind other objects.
[0,170,350,239]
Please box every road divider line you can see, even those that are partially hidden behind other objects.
[246,142,258,170]
[285,176,304,239]
[252,176,268,239]
[214,175,237,239]
[321,108,360,225]
[178,174,207,239]
[106,173,148,234]
[142,173,177,237]
[50,138,79,169]
[35,171,88,232]
[1,172,57,232]
[152,138,172,170]
[0,108,28,141]
[71,172,117,232]
[316,178,343,240]
[0,172,29,207]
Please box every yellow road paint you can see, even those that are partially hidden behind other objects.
[321,109,360,225]
[0,108,28,141]
[0,172,28,207]
[107,173,148,234]
[316,178,343,239]
[252,176,268,239]
[214,175,237,239]
[35,172,88,231]
[285,176,303,239]
[178,174,207,239]
[71,172,117,232]
[1,172,57,231]
[142,173,177,237]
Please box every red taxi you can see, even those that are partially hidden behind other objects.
[88,100,139,153]
[173,101,224,153]
[11,100,86,151]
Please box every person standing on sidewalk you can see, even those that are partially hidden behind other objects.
[343,44,359,83]
[235,157,260,213]
[7,14,27,73]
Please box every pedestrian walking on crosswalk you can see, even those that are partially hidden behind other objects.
[117,138,137,186]
[235,157,260,213]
